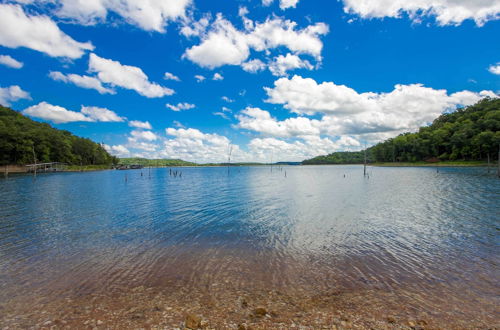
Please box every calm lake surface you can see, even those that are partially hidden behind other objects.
[0,165,499,328]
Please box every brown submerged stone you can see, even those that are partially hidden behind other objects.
[253,306,267,317]
[185,313,202,329]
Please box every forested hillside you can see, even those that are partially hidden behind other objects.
[302,151,365,165]
[303,98,500,164]
[0,106,118,166]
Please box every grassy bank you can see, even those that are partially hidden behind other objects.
[65,164,114,172]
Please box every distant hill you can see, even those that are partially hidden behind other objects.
[302,151,365,165]
[303,98,500,165]
[0,105,117,166]
[119,158,197,166]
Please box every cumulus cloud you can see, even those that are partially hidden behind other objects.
[184,14,328,70]
[0,55,23,69]
[164,72,180,81]
[80,106,125,122]
[342,0,500,26]
[237,107,321,138]
[55,0,192,32]
[22,102,124,124]
[489,63,500,75]
[0,4,93,58]
[162,127,239,163]
[22,102,91,123]
[166,102,195,111]
[221,96,234,103]
[0,85,31,106]
[130,130,158,141]
[104,144,130,157]
[127,140,158,152]
[269,53,313,76]
[241,59,266,73]
[248,135,361,162]
[194,74,206,82]
[49,71,115,94]
[180,16,210,38]
[129,120,152,129]
[88,53,174,98]
[263,75,498,139]
[262,0,300,10]
[212,73,224,80]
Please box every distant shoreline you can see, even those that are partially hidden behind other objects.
[371,161,491,167]
[1,161,495,175]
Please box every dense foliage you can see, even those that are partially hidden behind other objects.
[303,151,365,165]
[0,106,118,166]
[119,158,196,166]
[303,98,500,164]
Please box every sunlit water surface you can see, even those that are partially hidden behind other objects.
[0,166,498,326]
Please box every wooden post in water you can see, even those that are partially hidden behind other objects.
[227,143,233,175]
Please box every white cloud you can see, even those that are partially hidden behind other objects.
[221,96,234,103]
[49,71,115,94]
[237,107,321,138]
[212,72,224,80]
[241,59,266,73]
[104,144,130,157]
[164,72,180,81]
[22,102,124,124]
[162,127,240,163]
[268,53,313,76]
[0,85,31,106]
[264,75,498,139]
[0,4,93,59]
[184,14,328,69]
[166,102,196,111]
[488,63,500,75]
[213,111,230,120]
[80,106,125,122]
[130,130,158,141]
[0,55,23,69]
[238,6,249,17]
[22,102,91,123]
[88,53,174,98]
[194,74,206,82]
[129,120,152,130]
[180,16,210,37]
[342,0,500,26]
[55,0,192,32]
[247,135,360,162]
[263,0,300,10]
[127,140,158,152]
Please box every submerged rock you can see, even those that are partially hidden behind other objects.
[253,307,267,317]
[185,313,202,329]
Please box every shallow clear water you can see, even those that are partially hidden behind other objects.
[0,165,499,326]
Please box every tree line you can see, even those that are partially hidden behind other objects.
[303,98,500,164]
[0,105,118,166]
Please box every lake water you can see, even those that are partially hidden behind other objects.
[0,166,498,328]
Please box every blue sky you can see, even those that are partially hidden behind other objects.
[0,0,499,162]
